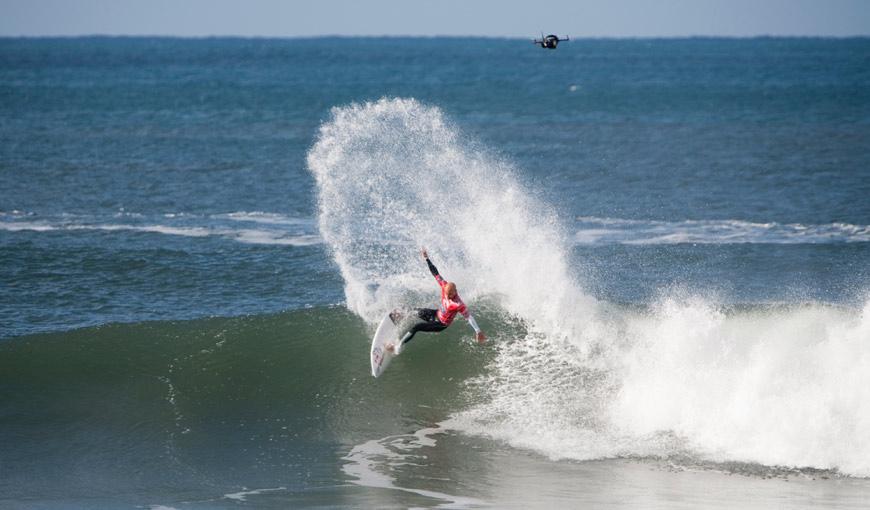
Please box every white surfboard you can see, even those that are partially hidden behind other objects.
[370,311,402,378]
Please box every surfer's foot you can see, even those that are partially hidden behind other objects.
[385,343,395,353]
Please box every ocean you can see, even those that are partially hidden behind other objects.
[1,37,869,508]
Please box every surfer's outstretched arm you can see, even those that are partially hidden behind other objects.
[463,311,487,344]
[422,248,441,281]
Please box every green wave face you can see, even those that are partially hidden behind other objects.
[0,307,490,503]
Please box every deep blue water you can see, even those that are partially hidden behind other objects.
[3,37,868,338]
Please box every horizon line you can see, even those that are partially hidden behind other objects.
[2,33,869,40]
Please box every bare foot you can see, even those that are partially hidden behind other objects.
[385,343,395,353]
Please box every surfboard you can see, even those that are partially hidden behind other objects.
[370,311,402,378]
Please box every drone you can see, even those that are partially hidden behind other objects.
[533,34,569,49]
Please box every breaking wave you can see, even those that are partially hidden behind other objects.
[307,98,870,477]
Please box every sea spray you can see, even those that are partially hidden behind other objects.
[307,98,598,339]
[308,98,870,477]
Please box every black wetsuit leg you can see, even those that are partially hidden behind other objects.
[400,308,447,345]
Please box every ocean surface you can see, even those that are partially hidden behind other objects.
[1,37,869,508]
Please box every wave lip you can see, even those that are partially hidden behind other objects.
[574,216,870,245]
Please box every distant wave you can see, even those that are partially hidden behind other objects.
[575,216,870,245]
[3,211,868,247]
[0,210,322,246]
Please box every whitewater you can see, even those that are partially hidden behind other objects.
[308,97,870,478]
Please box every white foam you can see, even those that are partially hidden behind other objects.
[449,298,870,476]
[610,298,870,475]
[0,212,323,246]
[574,216,870,245]
[0,220,56,232]
[230,229,322,246]
[343,427,484,508]
[93,224,214,237]
[308,98,870,477]
[215,211,316,226]
[223,487,286,501]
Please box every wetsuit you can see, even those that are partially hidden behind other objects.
[397,256,482,347]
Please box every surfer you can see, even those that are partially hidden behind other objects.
[386,249,486,353]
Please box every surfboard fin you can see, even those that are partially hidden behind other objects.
[395,332,412,355]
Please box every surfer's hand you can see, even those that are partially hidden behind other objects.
[421,248,429,259]
[476,332,486,344]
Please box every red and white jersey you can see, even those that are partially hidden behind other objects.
[434,274,469,326]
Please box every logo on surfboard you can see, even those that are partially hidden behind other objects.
[372,346,383,367]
